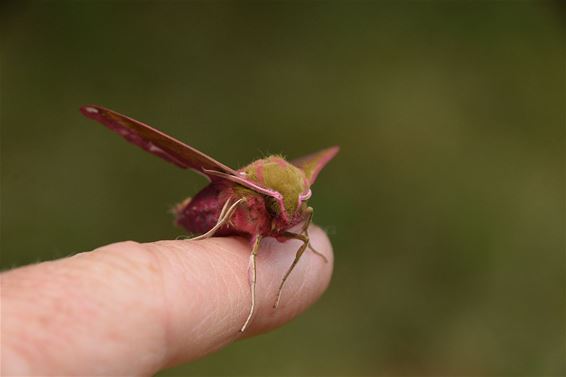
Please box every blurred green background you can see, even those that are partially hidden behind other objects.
[1,2,564,376]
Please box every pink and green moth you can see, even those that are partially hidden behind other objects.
[80,105,339,332]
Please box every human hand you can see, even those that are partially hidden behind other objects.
[1,226,333,376]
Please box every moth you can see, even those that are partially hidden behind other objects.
[80,105,339,332]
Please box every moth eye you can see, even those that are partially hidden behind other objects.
[266,197,279,216]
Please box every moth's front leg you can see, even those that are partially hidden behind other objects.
[273,215,327,309]
[301,207,328,263]
[273,230,310,309]
[241,235,263,332]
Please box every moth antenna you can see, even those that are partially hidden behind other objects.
[240,235,263,332]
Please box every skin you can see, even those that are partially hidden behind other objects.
[1,225,333,376]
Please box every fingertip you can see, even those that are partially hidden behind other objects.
[145,225,334,364]
[240,224,334,336]
[1,228,334,375]
[64,228,335,370]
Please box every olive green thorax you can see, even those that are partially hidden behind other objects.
[242,155,307,215]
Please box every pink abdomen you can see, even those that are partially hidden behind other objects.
[175,182,272,238]
[176,183,230,235]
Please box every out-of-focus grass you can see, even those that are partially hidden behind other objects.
[1,2,564,375]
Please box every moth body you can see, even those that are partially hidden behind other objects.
[80,105,338,332]
[175,181,271,238]
[175,155,310,238]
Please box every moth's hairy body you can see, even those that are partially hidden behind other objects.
[176,156,310,239]
[80,104,338,332]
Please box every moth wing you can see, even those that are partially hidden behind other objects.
[80,105,238,178]
[291,146,339,185]
[203,169,283,199]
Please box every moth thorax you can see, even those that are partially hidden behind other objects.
[243,156,307,214]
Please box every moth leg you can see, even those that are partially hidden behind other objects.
[216,195,233,222]
[240,235,263,332]
[177,199,233,240]
[191,198,244,240]
[273,231,310,309]
[307,243,327,263]
[301,207,328,263]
